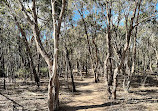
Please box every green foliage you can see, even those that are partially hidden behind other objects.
[40,67,48,74]
[15,68,29,78]
[152,64,158,71]
[0,1,5,15]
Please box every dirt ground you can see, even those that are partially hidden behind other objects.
[0,74,158,111]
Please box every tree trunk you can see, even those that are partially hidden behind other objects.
[14,16,40,86]
[65,46,76,92]
[48,0,66,110]
[4,0,40,86]
[17,0,65,110]
[155,50,158,67]
[85,55,88,75]
[104,53,111,98]
[112,1,141,99]
[112,68,118,99]
[37,53,41,77]
[48,64,60,111]
[103,1,113,99]
[76,6,99,83]
[0,52,5,89]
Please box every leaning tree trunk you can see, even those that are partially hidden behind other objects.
[4,0,40,86]
[14,16,40,86]
[112,0,141,99]
[65,46,76,92]
[123,1,141,93]
[17,0,65,110]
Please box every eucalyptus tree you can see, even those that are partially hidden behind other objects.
[70,0,104,83]
[111,0,158,99]
[15,0,66,110]
[95,0,158,99]
[0,10,20,83]
[0,2,17,81]
[2,1,40,86]
[122,0,158,91]
[137,19,158,72]
[1,0,66,110]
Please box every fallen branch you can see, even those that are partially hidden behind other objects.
[0,92,28,111]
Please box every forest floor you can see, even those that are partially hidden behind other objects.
[0,73,158,111]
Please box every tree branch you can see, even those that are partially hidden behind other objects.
[17,0,33,25]
[57,0,66,33]
[133,13,158,28]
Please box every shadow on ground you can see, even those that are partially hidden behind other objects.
[59,101,120,111]
[130,89,158,96]
[130,74,158,88]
